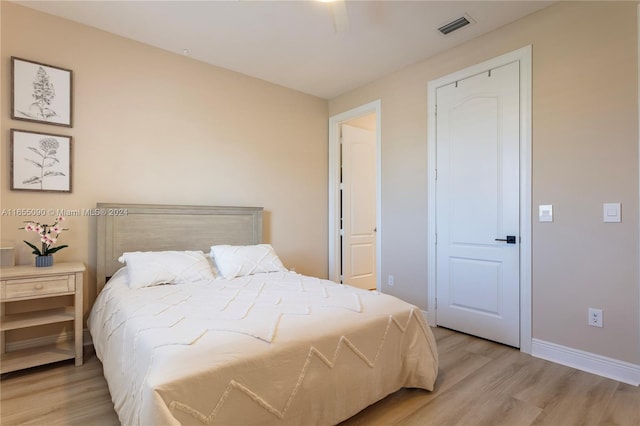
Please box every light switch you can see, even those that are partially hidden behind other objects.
[603,203,621,223]
[539,205,553,222]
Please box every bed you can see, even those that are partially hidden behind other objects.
[89,203,439,425]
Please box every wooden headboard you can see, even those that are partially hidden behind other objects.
[96,203,263,292]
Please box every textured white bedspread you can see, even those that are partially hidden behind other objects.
[89,269,439,425]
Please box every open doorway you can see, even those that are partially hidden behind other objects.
[328,100,381,291]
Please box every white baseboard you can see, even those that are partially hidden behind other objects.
[532,338,640,386]
[5,329,93,352]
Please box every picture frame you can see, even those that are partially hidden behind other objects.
[11,57,73,127]
[11,129,72,193]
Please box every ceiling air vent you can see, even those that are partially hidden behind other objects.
[438,16,472,35]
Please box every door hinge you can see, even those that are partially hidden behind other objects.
[340,229,345,237]
[339,183,344,190]
[339,275,344,283]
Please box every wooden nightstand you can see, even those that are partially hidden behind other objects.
[0,262,85,374]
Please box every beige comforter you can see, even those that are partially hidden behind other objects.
[89,269,438,425]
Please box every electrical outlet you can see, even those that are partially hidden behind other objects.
[588,308,603,328]
[387,275,394,286]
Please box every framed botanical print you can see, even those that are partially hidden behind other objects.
[11,129,72,193]
[11,57,73,127]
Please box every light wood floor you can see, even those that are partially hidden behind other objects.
[1,327,638,425]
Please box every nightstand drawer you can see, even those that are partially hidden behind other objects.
[2,276,75,301]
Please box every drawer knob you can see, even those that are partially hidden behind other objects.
[34,283,44,290]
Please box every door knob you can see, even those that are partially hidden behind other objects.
[495,235,516,244]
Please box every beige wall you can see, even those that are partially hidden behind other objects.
[0,3,329,332]
[330,1,639,364]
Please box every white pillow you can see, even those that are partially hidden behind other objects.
[210,244,287,279]
[118,250,216,289]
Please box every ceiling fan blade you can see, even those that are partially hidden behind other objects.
[329,0,349,33]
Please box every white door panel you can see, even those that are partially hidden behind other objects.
[342,124,376,290]
[449,257,501,314]
[436,61,520,347]
[350,243,375,278]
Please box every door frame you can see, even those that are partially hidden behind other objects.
[427,46,532,353]
[328,100,382,290]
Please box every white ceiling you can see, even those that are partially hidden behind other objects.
[15,1,553,99]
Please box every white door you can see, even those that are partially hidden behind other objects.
[435,61,520,347]
[341,124,377,290]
